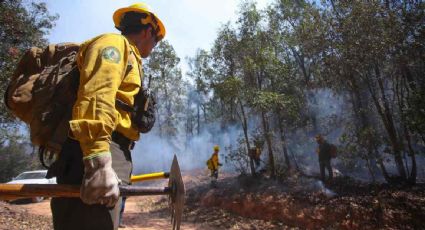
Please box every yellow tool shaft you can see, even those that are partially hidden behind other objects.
[131,172,169,183]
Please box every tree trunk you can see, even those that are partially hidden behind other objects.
[397,72,417,185]
[261,111,275,178]
[238,100,255,176]
[156,105,162,138]
[408,152,417,185]
[277,116,291,170]
[197,104,200,135]
[404,127,417,184]
[376,154,391,182]
[202,104,207,124]
[350,80,379,182]
[365,158,376,183]
[376,66,407,179]
[366,68,407,180]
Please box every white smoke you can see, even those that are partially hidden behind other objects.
[286,88,348,177]
[131,87,425,183]
[132,124,241,175]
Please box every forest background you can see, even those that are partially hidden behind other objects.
[0,0,424,185]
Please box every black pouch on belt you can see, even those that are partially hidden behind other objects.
[116,88,156,133]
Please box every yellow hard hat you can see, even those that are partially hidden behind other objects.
[315,134,323,141]
[213,145,220,151]
[113,3,166,41]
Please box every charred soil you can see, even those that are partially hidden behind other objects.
[0,170,424,229]
[192,172,425,229]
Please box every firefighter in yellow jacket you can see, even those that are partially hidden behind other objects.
[48,3,165,230]
[207,145,222,180]
[249,146,262,169]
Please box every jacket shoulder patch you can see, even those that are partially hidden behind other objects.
[102,46,121,63]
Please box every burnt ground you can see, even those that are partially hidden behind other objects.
[190,172,425,229]
[0,170,424,229]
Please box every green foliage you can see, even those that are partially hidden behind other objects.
[214,77,243,102]
[0,1,56,181]
[339,125,381,168]
[186,0,424,182]
[224,137,250,174]
[0,142,39,183]
[188,49,214,94]
[0,0,58,123]
[0,126,40,182]
[250,91,287,111]
[144,41,185,138]
[405,89,425,140]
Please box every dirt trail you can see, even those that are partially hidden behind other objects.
[4,170,420,229]
[0,171,239,230]
[0,171,194,230]
[117,196,201,230]
[0,171,283,230]
[0,196,202,230]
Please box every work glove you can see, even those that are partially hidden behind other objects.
[80,152,120,207]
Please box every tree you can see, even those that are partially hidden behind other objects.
[185,0,424,184]
[0,1,57,180]
[0,126,40,182]
[187,49,214,136]
[293,0,424,183]
[144,41,185,139]
[0,0,58,123]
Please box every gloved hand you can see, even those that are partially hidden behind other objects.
[80,152,120,207]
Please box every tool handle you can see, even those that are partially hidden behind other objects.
[0,184,170,199]
[131,171,169,183]
[120,185,170,196]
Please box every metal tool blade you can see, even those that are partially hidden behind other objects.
[168,155,185,230]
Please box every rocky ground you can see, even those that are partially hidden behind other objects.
[0,170,424,229]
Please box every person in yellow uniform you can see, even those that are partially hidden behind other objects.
[208,145,222,186]
[47,3,165,230]
[249,146,262,169]
[315,134,334,182]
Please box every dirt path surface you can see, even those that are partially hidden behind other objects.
[117,196,199,230]
[0,170,284,230]
[0,197,200,230]
[2,170,423,229]
[0,199,52,230]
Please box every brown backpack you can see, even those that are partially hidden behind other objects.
[5,43,80,155]
[6,42,156,168]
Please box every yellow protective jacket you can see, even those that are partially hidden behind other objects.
[70,33,142,158]
[210,153,219,170]
[255,147,261,159]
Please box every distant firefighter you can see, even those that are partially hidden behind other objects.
[206,145,222,184]
[248,146,262,169]
[315,134,337,182]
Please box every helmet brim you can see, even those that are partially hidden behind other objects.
[113,6,166,40]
